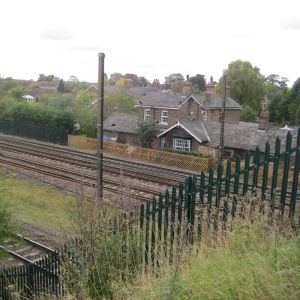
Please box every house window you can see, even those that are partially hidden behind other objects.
[144,109,151,122]
[161,111,168,123]
[173,138,191,151]
[160,137,166,149]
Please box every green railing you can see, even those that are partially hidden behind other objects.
[139,128,300,267]
[1,129,299,293]
[0,120,68,145]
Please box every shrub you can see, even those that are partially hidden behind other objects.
[0,188,16,242]
[63,197,141,299]
[161,147,212,158]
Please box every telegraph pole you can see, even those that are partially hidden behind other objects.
[96,53,105,205]
[219,70,227,164]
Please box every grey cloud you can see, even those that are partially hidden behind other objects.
[40,29,74,40]
[282,18,300,30]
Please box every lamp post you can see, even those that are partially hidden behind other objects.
[96,53,105,205]
[219,70,227,164]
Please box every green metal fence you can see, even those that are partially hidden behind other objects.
[0,120,68,145]
[139,128,300,267]
[0,252,62,299]
[1,128,299,295]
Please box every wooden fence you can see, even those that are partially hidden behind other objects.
[68,135,213,171]
[0,252,62,299]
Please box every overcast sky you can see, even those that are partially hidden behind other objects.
[1,0,299,85]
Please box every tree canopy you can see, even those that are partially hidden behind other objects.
[269,77,300,125]
[190,74,206,91]
[57,79,65,93]
[136,122,159,148]
[225,60,265,110]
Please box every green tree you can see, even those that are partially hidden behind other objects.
[109,73,123,85]
[115,78,126,87]
[7,86,25,99]
[287,77,300,124]
[137,122,158,148]
[218,60,265,111]
[104,92,135,118]
[190,74,206,91]
[269,77,300,125]
[38,74,58,82]
[240,105,258,122]
[57,79,65,93]
[264,74,288,90]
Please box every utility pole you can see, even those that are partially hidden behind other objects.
[96,53,105,205]
[219,70,227,164]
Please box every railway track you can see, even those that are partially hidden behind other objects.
[0,235,58,267]
[0,151,165,203]
[0,134,194,186]
[0,134,298,207]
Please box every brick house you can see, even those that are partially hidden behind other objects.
[103,77,298,158]
[134,76,241,152]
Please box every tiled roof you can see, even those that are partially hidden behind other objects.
[135,93,242,110]
[158,120,210,143]
[205,121,298,152]
[137,92,183,108]
[194,94,242,109]
[103,112,138,134]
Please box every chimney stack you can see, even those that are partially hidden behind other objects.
[226,84,231,97]
[205,75,215,102]
[258,109,270,130]
[181,75,192,97]
[206,76,215,93]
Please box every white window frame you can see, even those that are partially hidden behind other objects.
[161,110,169,123]
[173,138,191,151]
[202,110,208,122]
[160,137,166,149]
[144,109,151,122]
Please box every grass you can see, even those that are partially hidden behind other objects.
[0,170,76,232]
[115,219,300,300]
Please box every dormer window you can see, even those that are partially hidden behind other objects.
[161,111,168,123]
[144,109,151,122]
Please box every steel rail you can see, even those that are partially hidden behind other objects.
[17,234,56,254]
[0,245,34,264]
[0,156,156,203]
[0,135,195,178]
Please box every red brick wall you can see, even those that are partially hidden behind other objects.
[208,109,240,124]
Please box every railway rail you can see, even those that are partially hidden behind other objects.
[0,151,164,203]
[0,133,298,206]
[0,134,194,186]
[0,235,58,266]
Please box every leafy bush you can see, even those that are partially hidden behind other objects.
[63,199,141,299]
[137,122,159,148]
[240,105,258,122]
[161,147,213,158]
[0,188,16,242]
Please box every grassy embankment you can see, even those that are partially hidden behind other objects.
[0,170,76,233]
[115,219,300,300]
